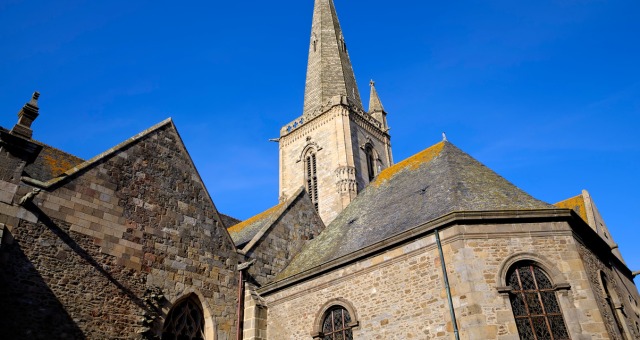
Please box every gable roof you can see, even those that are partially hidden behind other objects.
[219,213,241,228]
[554,193,589,224]
[227,188,307,250]
[277,141,554,280]
[21,119,172,188]
[23,142,85,182]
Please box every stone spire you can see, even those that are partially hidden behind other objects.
[368,80,385,113]
[368,81,388,130]
[11,91,40,139]
[302,0,363,118]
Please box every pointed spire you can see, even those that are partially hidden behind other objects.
[302,0,363,118]
[368,80,385,113]
[11,91,40,139]
[368,80,388,130]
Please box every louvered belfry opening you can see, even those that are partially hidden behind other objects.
[508,263,570,340]
[162,295,205,340]
[306,152,319,211]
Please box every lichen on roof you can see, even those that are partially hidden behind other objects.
[373,141,444,187]
[554,194,588,224]
[23,141,84,181]
[227,201,288,247]
[276,141,554,281]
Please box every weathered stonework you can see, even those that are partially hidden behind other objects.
[242,191,325,286]
[279,103,392,225]
[0,121,239,339]
[260,221,638,340]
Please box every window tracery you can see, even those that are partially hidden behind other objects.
[162,295,205,340]
[508,263,570,340]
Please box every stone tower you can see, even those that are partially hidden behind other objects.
[278,0,393,224]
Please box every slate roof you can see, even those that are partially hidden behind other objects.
[23,142,84,181]
[554,194,589,224]
[219,213,241,228]
[227,188,306,248]
[277,141,554,280]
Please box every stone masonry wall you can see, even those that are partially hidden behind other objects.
[263,221,624,339]
[0,123,239,339]
[244,192,325,286]
[576,239,640,339]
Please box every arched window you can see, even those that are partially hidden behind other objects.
[321,306,353,340]
[508,263,569,340]
[162,295,205,340]
[364,144,376,182]
[305,150,318,211]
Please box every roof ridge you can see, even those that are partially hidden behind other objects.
[22,118,174,188]
[228,187,307,250]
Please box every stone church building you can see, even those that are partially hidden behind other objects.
[1,0,639,339]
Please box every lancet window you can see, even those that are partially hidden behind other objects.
[305,150,319,211]
[508,263,570,340]
[365,144,376,182]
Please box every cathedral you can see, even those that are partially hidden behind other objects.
[1,0,639,339]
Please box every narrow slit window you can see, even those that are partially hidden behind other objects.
[365,145,375,182]
[306,151,319,211]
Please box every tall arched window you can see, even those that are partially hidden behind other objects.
[321,306,353,340]
[162,294,205,340]
[508,263,570,340]
[365,144,375,182]
[305,150,319,211]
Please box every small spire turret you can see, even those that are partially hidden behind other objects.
[368,81,388,130]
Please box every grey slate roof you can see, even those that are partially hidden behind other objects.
[219,213,241,229]
[276,141,554,280]
[23,142,84,182]
[227,188,306,248]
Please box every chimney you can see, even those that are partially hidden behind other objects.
[11,91,40,139]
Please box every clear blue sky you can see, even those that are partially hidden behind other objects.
[1,0,639,280]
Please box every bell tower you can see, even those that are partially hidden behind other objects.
[278,0,393,224]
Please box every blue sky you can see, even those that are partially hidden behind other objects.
[1,0,639,281]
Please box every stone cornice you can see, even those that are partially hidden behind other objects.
[280,95,388,144]
[349,109,388,143]
[258,208,631,296]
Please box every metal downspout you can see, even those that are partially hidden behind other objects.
[435,228,460,340]
[236,269,245,340]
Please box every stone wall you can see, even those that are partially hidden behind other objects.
[576,240,640,339]
[262,221,625,339]
[0,122,239,339]
[244,191,325,286]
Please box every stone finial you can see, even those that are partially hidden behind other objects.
[29,91,40,107]
[442,132,447,142]
[11,91,41,139]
